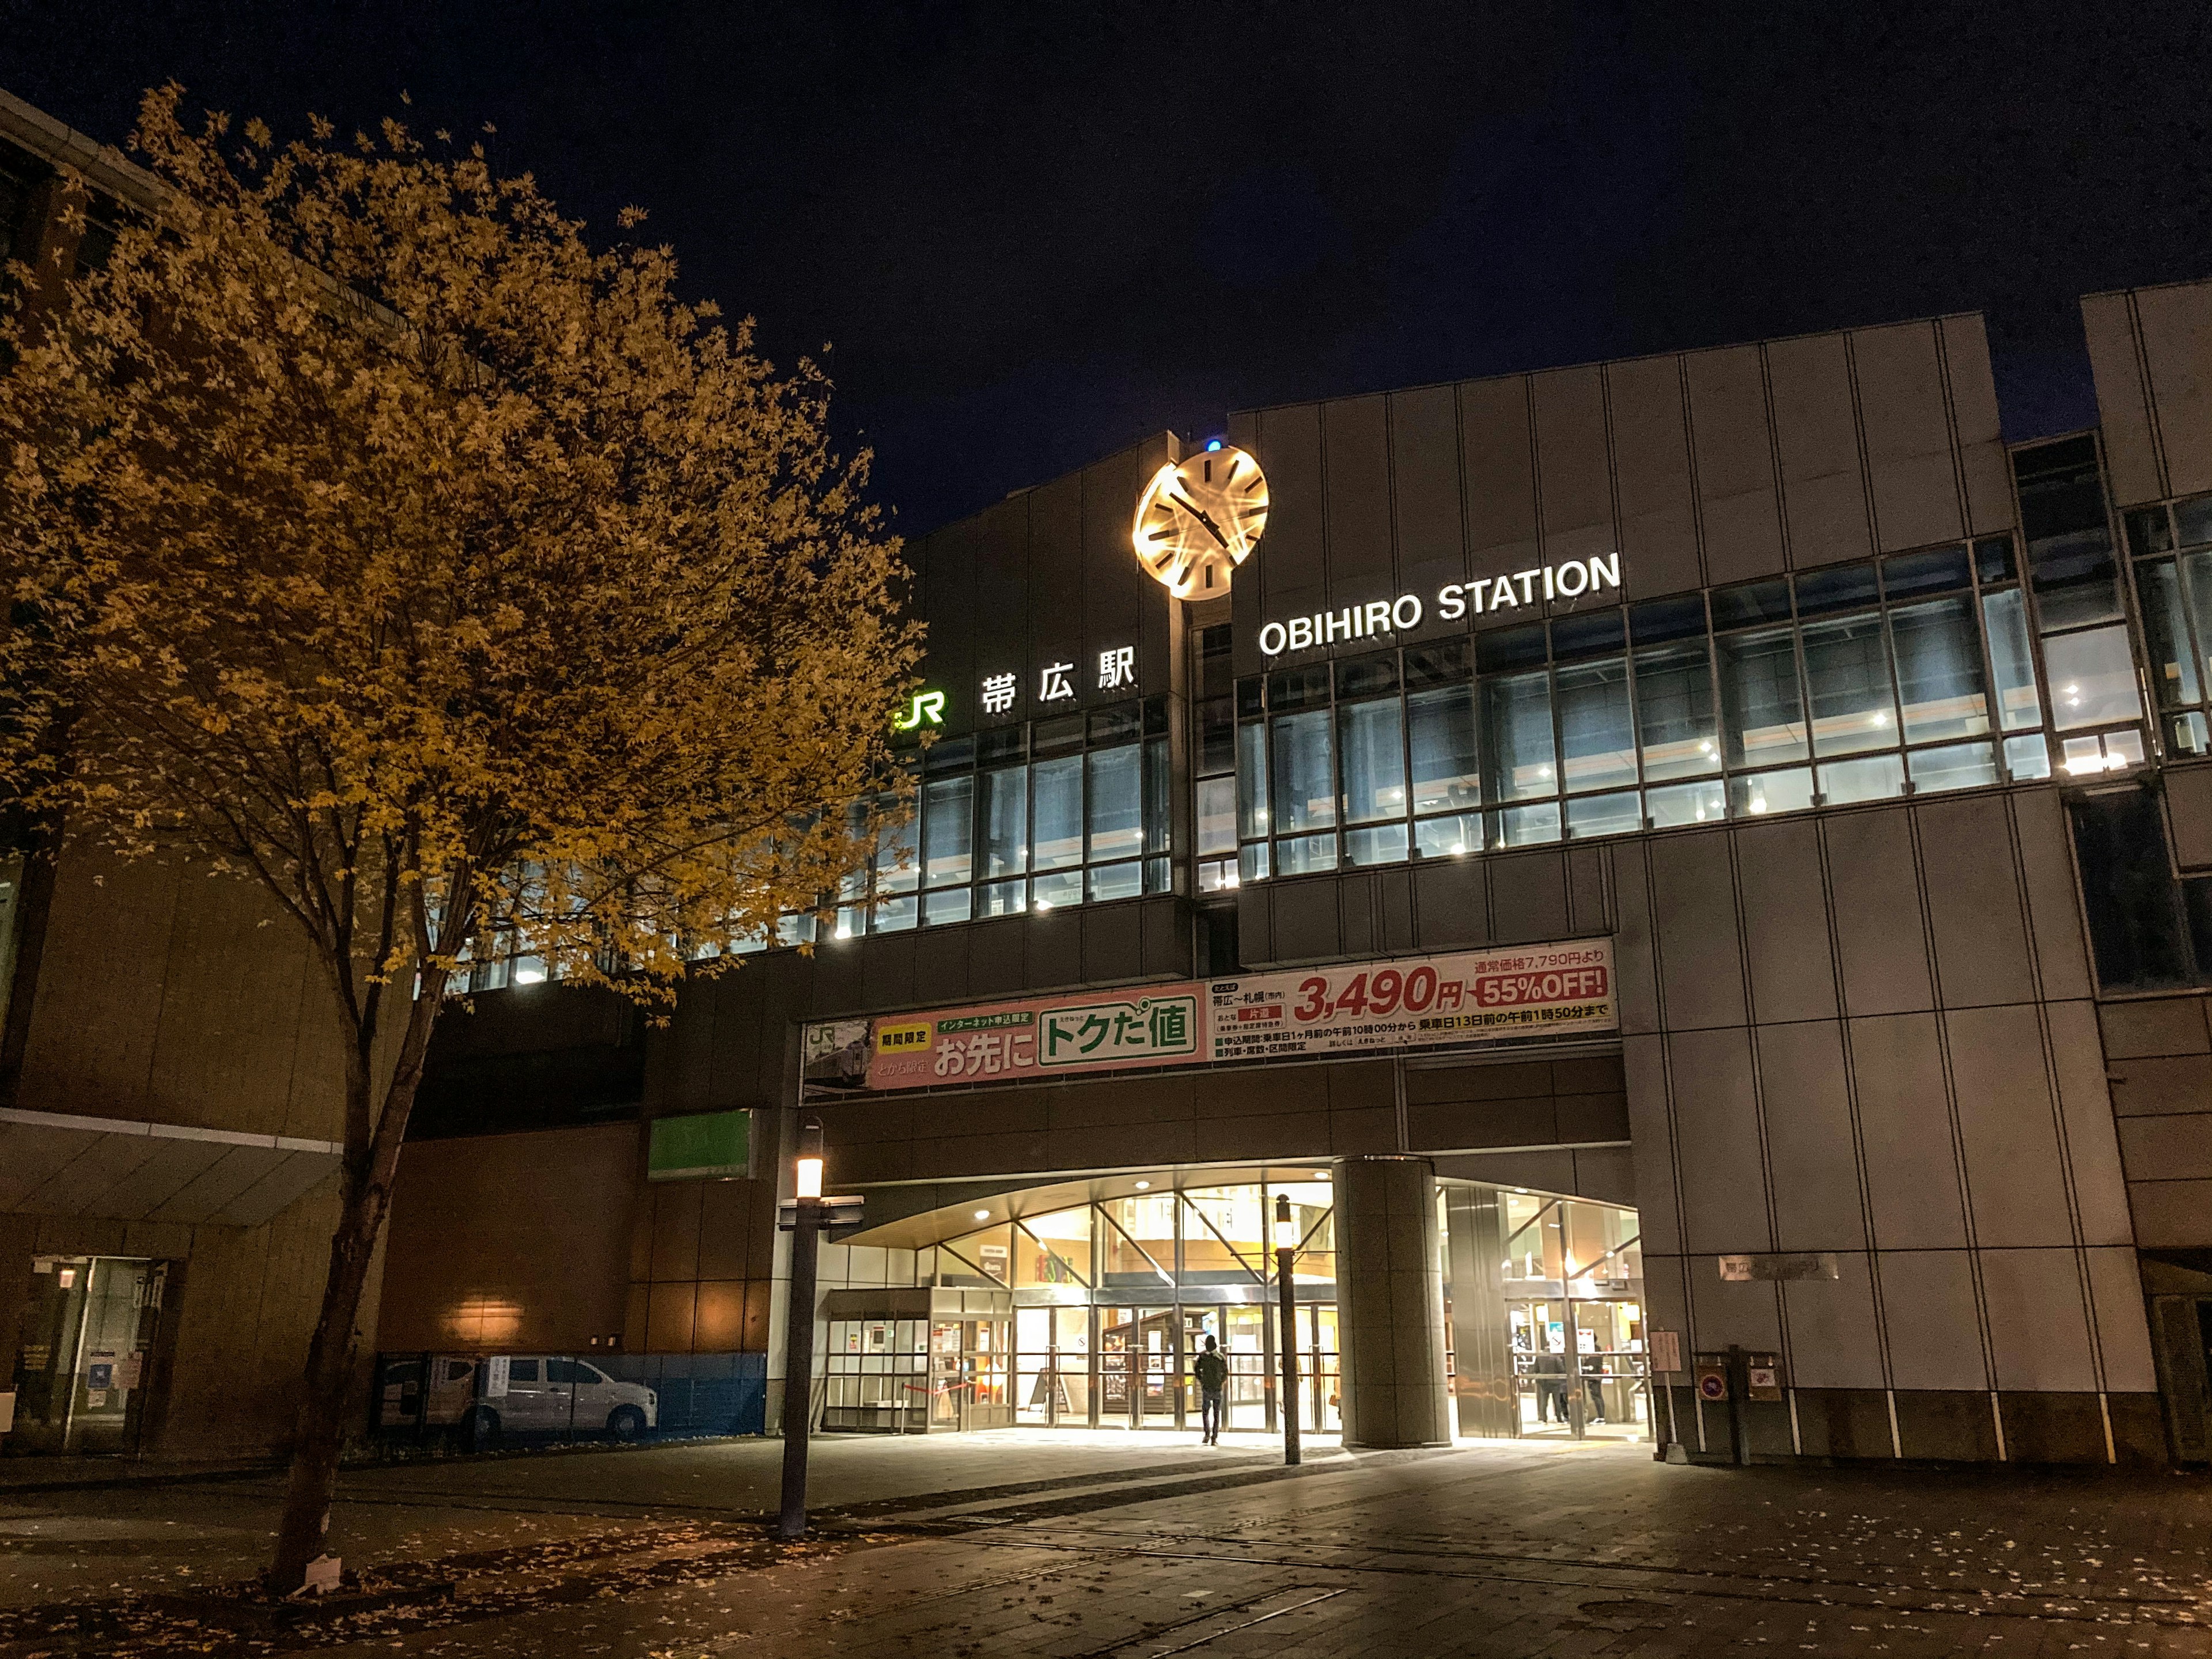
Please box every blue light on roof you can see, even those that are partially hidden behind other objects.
[1206,439,1222,452]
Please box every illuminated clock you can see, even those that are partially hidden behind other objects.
[1130,443,1270,599]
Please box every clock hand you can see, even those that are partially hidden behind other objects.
[1169,491,1232,548]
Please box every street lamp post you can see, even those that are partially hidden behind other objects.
[1274,1191,1300,1467]
[777,1118,824,1540]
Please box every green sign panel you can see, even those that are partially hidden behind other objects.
[647,1109,751,1181]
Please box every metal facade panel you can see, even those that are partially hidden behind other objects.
[2085,1244,2159,1392]
[2165,762,2212,870]
[1685,344,1787,586]
[1486,847,1569,945]
[1667,1026,1773,1255]
[1080,448,1146,689]
[1622,1032,1681,1254]
[1605,354,1702,600]
[1457,375,1539,577]
[1915,796,2036,1007]
[1875,1248,1988,1391]
[1980,1246,2096,1393]
[1255,400,1326,606]
[1689,1270,1785,1351]
[2137,281,2212,500]
[1938,315,2016,535]
[1850,321,1965,552]
[1734,818,1838,1023]
[1025,475,1084,694]
[0,1122,93,1208]
[1647,831,1747,1031]
[1824,808,1934,1016]
[1849,1012,1969,1249]
[1608,840,1661,1035]
[1531,365,1615,568]
[77,1136,230,1221]
[1322,394,1393,590]
[1411,849,1487,951]
[1767,332,1874,570]
[1945,1003,2077,1247]
[2045,1000,2135,1247]
[1756,1018,1866,1251]
[2011,791,2094,1001]
[1389,384,1465,618]
[17,854,183,1122]
[217,1149,338,1228]
[1781,1249,1885,1390]
[2081,291,2164,506]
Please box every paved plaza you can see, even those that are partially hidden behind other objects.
[0,1430,2208,1656]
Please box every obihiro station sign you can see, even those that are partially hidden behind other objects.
[802,938,1618,1092]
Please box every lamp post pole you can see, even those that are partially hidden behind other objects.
[1274,1191,1300,1467]
[777,1118,824,1540]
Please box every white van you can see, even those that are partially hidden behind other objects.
[424,1356,659,1441]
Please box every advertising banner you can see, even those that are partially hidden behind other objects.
[859,982,1207,1091]
[1207,938,1616,1064]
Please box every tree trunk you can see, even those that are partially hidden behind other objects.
[266,970,445,1595]
[266,1169,391,1593]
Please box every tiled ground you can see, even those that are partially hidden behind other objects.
[1,1430,2209,1656]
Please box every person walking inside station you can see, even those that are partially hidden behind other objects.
[1193,1335,1229,1445]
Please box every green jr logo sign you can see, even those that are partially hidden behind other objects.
[892,690,946,732]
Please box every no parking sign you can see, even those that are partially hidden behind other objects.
[1694,1357,1729,1403]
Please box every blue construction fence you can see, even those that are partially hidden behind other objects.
[370,1351,767,1450]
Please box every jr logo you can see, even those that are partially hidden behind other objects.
[892,690,946,732]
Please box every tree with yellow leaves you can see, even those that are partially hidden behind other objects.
[0,85,919,1592]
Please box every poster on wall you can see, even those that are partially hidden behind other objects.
[1206,938,1616,1064]
[857,982,1208,1091]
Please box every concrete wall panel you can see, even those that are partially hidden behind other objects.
[1323,395,1393,590]
[1668,1027,1771,1255]
[1607,355,1702,600]
[1946,1004,2077,1248]
[1916,796,2036,1007]
[1782,1251,1885,1390]
[2045,1000,2137,1247]
[1684,344,1786,585]
[1532,366,1615,569]
[2083,291,2164,507]
[1850,1013,1968,1249]
[1824,809,1934,1016]
[1768,333,1873,569]
[1623,1032,1681,1255]
[1757,1019,1866,1251]
[1459,377,1539,577]
[1981,1247,2096,1393]
[1851,321,1964,552]
[1734,818,1839,1024]
[1937,316,2014,536]
[2137,281,2212,500]
[1391,384,1467,609]
[1876,1248,1988,1391]
[1648,832,1747,1030]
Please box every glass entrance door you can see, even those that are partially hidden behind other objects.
[7,1256,167,1455]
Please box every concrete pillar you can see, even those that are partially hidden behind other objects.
[1443,1183,1517,1438]
[1334,1155,1452,1448]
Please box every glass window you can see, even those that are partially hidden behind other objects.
[1645,778,1724,827]
[2179,497,2212,550]
[1089,861,1142,902]
[979,878,1027,917]
[1881,546,1972,597]
[2003,733,2051,780]
[1718,627,1808,768]
[875,806,919,894]
[1277,832,1337,874]
[1414,813,1480,857]
[1014,1209,1092,1289]
[1181,1188,1268,1285]
[1271,709,1336,832]
[1565,790,1641,839]
[1888,596,1989,744]
[1801,614,1897,756]
[925,887,973,926]
[1032,756,1084,869]
[1630,594,1705,643]
[1344,823,1409,866]
[1818,752,1906,805]
[2043,625,2143,731]
[1144,738,1171,855]
[1634,641,1719,779]
[1268,662,1331,711]
[1728,768,1815,817]
[1335,652,1398,700]
[1712,577,1791,628]
[1338,698,1406,824]
[1554,657,1637,794]
[1198,696,1236,774]
[1981,589,2042,732]
[1794,561,1879,617]
[1086,745,1142,863]
[1238,842,1270,883]
[1196,776,1237,855]
[873,893,918,933]
[922,776,973,889]
[1032,868,1083,909]
[1403,638,1471,686]
[1493,801,1562,847]
[1482,670,1557,802]
[2127,506,2175,558]
[1237,722,1270,841]
[2139,559,2202,709]
[1907,741,1997,794]
[1974,536,2017,584]
[1408,687,1479,815]
[2181,551,2212,695]
[980,766,1028,878]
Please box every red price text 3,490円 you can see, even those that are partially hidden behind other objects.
[1287,964,1609,1022]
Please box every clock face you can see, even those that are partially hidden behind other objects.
[1130,444,1270,599]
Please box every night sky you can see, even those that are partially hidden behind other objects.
[10,1,2212,536]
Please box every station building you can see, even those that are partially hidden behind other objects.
[384,278,2212,1469]
[2,88,2210,1472]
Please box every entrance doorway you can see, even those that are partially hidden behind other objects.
[2149,1294,2212,1463]
[1501,1194,1649,1441]
[7,1256,170,1455]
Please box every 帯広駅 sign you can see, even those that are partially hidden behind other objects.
[803,937,1616,1091]
[1206,940,1616,1063]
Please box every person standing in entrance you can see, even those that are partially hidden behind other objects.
[1193,1335,1229,1445]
